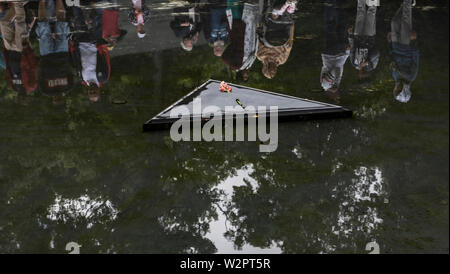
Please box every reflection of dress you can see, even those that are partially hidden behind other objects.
[240,3,259,71]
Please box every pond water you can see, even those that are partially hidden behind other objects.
[0,0,448,253]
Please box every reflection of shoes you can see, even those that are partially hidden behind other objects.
[412,0,416,7]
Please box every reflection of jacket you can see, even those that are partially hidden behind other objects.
[69,41,111,87]
[1,44,38,94]
[348,35,380,71]
[391,42,419,83]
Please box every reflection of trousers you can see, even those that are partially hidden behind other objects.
[0,4,27,52]
[354,0,376,36]
[391,0,412,45]
[323,0,348,55]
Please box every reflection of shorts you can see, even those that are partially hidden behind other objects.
[35,22,70,56]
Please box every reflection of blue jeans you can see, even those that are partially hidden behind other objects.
[36,22,70,56]
[210,8,228,43]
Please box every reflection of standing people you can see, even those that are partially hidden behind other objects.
[348,0,379,79]
[320,0,349,93]
[1,2,38,98]
[128,0,150,39]
[36,0,73,102]
[70,4,110,102]
[388,0,418,103]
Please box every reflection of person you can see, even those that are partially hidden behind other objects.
[320,0,349,93]
[256,0,295,80]
[36,0,73,103]
[209,0,229,56]
[128,0,150,39]
[70,5,110,102]
[221,3,258,82]
[1,2,38,101]
[388,0,418,103]
[170,6,202,52]
[348,0,379,79]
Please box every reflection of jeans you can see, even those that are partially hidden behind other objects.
[354,0,376,36]
[391,0,412,45]
[210,8,228,43]
[36,22,70,56]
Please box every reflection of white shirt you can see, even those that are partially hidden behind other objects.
[79,42,99,86]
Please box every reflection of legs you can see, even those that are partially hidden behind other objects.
[354,0,366,36]
[363,5,376,36]
[13,3,27,52]
[37,1,54,56]
[38,0,47,21]
[390,2,403,43]
[36,22,53,56]
[56,0,66,21]
[324,4,338,52]
[391,0,412,45]
[54,21,70,53]
[399,0,412,45]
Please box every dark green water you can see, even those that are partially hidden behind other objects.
[0,0,448,253]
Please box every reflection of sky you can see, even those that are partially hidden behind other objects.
[331,166,387,239]
[206,164,282,254]
[46,194,119,229]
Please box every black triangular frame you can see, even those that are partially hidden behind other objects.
[143,80,352,131]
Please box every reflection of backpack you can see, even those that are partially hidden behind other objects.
[261,13,293,47]
[69,42,111,87]
[38,53,74,96]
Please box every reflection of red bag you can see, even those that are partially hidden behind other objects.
[220,81,232,93]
